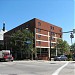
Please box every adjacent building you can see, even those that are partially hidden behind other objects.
[0,23,7,46]
[4,18,62,60]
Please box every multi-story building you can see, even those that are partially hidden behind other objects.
[4,18,62,60]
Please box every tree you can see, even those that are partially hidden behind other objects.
[71,43,75,52]
[9,29,34,59]
[0,44,4,50]
[57,39,70,55]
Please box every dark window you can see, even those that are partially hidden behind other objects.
[50,26,54,30]
[60,30,62,32]
[50,32,55,36]
[38,35,41,38]
[38,28,41,32]
[50,26,52,29]
[60,35,62,38]
[52,38,55,41]
[26,25,29,28]
[38,41,41,45]
[52,32,54,35]
[53,27,54,30]
[38,22,41,26]
[41,49,48,54]
[20,27,22,30]
[51,43,54,47]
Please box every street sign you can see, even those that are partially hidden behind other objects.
[25,41,31,44]
[73,29,75,33]
[26,41,31,44]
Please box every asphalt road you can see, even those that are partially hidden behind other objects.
[0,60,75,75]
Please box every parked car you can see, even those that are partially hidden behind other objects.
[54,55,68,61]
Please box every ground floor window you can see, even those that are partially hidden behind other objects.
[37,48,49,60]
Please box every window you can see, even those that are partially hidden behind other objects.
[60,30,62,32]
[20,27,22,30]
[38,41,41,45]
[38,28,41,32]
[38,35,41,38]
[60,35,62,38]
[50,26,54,30]
[51,43,55,47]
[50,26,52,29]
[50,32,55,36]
[26,25,29,28]
[53,27,54,30]
[38,22,41,26]
[52,38,55,41]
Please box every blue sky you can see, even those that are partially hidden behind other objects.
[0,0,74,45]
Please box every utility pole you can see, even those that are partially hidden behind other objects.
[49,29,52,61]
[49,29,75,61]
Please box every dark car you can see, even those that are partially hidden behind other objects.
[54,55,68,61]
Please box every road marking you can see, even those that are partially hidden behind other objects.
[52,61,69,75]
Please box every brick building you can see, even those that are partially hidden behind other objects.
[4,18,62,60]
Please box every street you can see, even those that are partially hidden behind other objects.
[0,60,75,75]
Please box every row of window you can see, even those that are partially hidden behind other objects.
[38,28,62,33]
[37,34,56,41]
[37,49,48,54]
[37,30,62,38]
[37,41,56,46]
[10,24,30,34]
[38,22,62,33]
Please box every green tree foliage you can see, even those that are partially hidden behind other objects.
[57,39,70,55]
[9,29,34,59]
[71,43,75,52]
[0,44,4,50]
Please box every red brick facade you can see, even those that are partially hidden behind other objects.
[4,18,62,60]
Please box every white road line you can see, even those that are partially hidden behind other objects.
[52,61,69,75]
